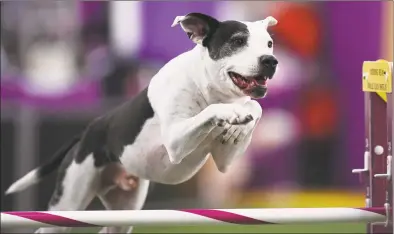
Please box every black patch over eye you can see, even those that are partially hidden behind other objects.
[231,37,246,46]
[206,20,249,61]
[268,41,273,48]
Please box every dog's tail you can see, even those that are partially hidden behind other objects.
[5,135,81,195]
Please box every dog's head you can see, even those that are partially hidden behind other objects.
[172,13,278,99]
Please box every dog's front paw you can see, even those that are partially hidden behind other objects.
[219,121,254,144]
[228,113,254,125]
[212,104,254,126]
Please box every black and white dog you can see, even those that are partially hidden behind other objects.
[6,13,278,233]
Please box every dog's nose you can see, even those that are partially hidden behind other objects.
[259,55,278,68]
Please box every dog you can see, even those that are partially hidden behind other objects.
[5,13,279,233]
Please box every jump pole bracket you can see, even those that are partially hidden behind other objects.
[354,59,393,234]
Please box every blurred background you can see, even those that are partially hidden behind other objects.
[0,1,393,233]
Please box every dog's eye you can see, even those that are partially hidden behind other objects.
[268,41,273,48]
[232,38,246,46]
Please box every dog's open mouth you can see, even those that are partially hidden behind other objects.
[228,72,270,90]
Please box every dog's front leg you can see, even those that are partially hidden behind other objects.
[162,103,254,164]
[211,100,262,173]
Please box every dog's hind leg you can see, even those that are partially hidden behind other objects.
[97,179,150,234]
[35,154,100,234]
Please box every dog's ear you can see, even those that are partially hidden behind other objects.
[171,13,220,46]
[261,16,278,29]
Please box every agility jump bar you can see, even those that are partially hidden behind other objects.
[1,207,390,228]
